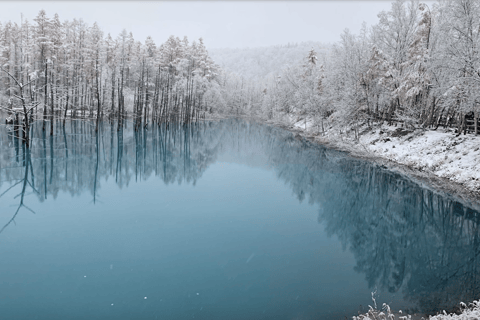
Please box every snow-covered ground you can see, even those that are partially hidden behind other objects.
[270,113,480,204]
[359,127,480,192]
[352,301,480,320]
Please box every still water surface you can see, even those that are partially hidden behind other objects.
[0,119,479,320]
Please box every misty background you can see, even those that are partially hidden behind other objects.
[1,1,400,49]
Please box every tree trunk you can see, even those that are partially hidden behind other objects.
[475,110,478,136]
[95,58,101,133]
[43,61,48,131]
[50,68,54,136]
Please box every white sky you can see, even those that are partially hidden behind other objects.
[0,1,422,49]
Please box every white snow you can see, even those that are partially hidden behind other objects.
[353,300,480,320]
[428,301,480,319]
[272,111,480,196]
[358,128,480,192]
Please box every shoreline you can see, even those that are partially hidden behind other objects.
[257,116,480,211]
[8,112,477,210]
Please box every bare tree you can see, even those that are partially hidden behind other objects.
[0,66,39,147]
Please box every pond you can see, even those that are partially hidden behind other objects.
[0,119,479,320]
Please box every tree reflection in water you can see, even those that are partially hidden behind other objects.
[0,119,478,314]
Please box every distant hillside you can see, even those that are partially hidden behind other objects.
[209,41,330,81]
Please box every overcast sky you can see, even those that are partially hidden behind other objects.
[0,1,412,49]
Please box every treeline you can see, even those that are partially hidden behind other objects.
[228,0,480,135]
[0,10,220,146]
[5,0,480,148]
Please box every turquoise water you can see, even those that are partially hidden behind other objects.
[0,120,479,319]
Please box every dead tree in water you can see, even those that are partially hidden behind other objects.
[95,56,102,133]
[0,66,39,148]
[43,60,48,132]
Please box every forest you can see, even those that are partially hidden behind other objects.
[1,0,480,146]
[0,10,221,148]
[256,0,480,133]
[2,2,480,318]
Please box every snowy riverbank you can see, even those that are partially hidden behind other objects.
[261,113,480,208]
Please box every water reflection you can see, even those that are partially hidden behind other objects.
[0,119,479,315]
[269,138,480,314]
